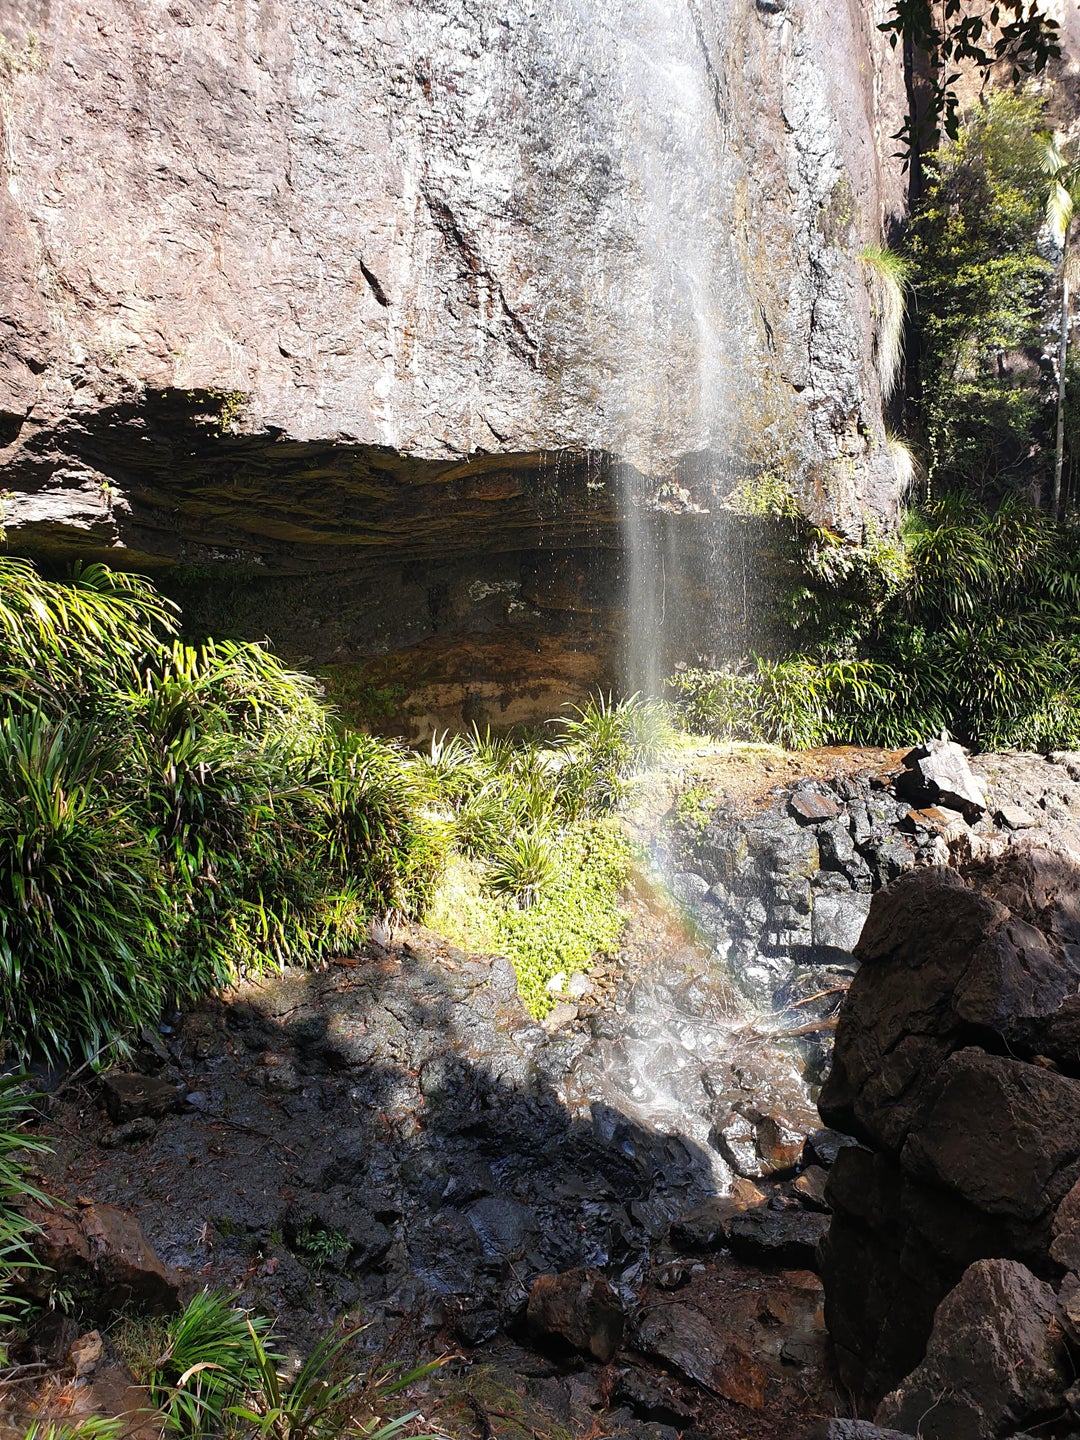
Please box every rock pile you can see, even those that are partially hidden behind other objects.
[818,845,1080,1436]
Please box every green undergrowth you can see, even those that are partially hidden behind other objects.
[0,558,673,1059]
[427,819,630,1017]
[420,695,669,1016]
[667,494,1080,752]
[0,558,443,1066]
[87,1287,443,1439]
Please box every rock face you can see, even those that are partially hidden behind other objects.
[818,846,1080,1415]
[1,0,905,536]
[0,0,907,710]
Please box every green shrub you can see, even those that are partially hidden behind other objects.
[0,712,185,1062]
[144,1288,273,1435]
[669,495,1080,752]
[0,560,446,1066]
[553,692,674,816]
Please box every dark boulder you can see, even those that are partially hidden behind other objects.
[725,1208,829,1269]
[819,850,1080,1407]
[635,1301,767,1407]
[875,1259,1068,1440]
[526,1268,625,1362]
[900,1049,1080,1252]
[100,1072,183,1125]
[26,1200,180,1314]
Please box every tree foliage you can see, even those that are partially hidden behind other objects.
[905,90,1054,496]
[881,0,1060,161]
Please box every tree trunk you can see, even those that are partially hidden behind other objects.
[1054,247,1069,519]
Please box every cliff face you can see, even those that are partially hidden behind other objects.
[0,0,907,722]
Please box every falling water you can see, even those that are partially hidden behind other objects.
[560,0,747,694]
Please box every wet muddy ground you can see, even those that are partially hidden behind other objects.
[32,894,838,1437]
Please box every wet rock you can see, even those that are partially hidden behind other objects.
[896,738,987,818]
[790,791,841,824]
[817,820,865,878]
[711,1104,816,1181]
[875,1259,1068,1440]
[27,1200,180,1313]
[805,1425,917,1440]
[541,1001,579,1032]
[99,1115,158,1148]
[635,1302,767,1407]
[669,1185,766,1250]
[100,1072,182,1124]
[526,1268,625,1361]
[672,873,710,906]
[611,1366,696,1425]
[1050,1179,1080,1270]
[466,1197,537,1258]
[861,833,915,887]
[804,1128,861,1169]
[725,1209,829,1269]
[812,892,871,952]
[794,1165,830,1212]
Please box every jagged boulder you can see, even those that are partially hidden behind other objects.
[896,738,987,817]
[875,1259,1068,1440]
[819,848,1080,1408]
[819,854,1080,1153]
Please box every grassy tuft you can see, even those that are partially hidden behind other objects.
[860,243,911,401]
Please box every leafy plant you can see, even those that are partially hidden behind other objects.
[22,1422,128,1440]
[146,1288,273,1435]
[0,1077,49,1350]
[553,693,673,816]
[226,1321,444,1440]
[0,559,448,1065]
[880,0,1060,162]
[484,827,558,907]
[496,819,630,1016]
[0,712,183,1064]
[115,1295,445,1440]
[669,494,1080,752]
[294,1223,349,1273]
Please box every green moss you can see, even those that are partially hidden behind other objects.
[495,819,630,1017]
[722,471,801,520]
[425,821,631,1019]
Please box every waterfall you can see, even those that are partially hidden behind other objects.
[513,0,754,693]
